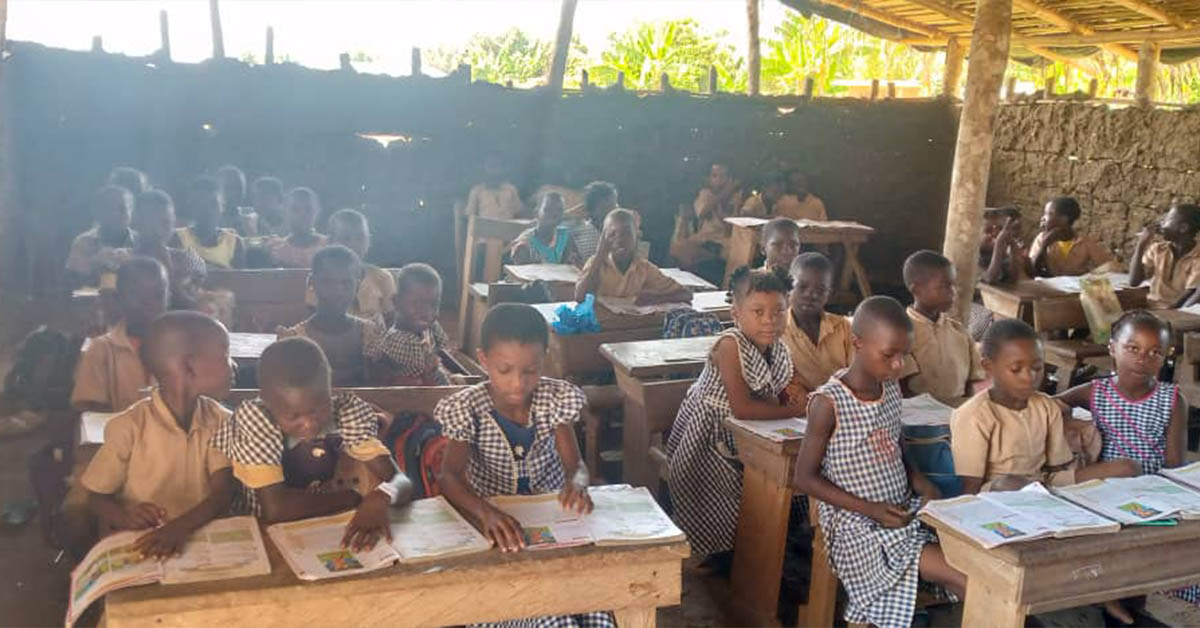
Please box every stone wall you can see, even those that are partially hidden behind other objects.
[988,103,1200,261]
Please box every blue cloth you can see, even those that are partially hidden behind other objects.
[552,294,600,335]
[490,409,536,494]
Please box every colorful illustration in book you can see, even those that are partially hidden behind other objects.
[318,550,364,572]
[521,526,556,546]
[1118,501,1161,519]
[74,559,109,600]
[774,427,803,438]
[982,521,1025,539]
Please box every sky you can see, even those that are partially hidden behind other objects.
[8,1,795,76]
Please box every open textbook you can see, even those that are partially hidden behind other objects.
[921,483,1118,549]
[1161,461,1200,492]
[725,417,807,442]
[1034,272,1137,293]
[1054,475,1200,524]
[66,516,270,626]
[596,296,690,317]
[266,495,492,581]
[489,485,686,550]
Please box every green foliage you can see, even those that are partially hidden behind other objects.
[589,19,747,92]
[426,28,588,87]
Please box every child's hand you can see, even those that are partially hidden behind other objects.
[120,502,166,530]
[481,504,525,552]
[865,501,912,528]
[342,492,391,551]
[1136,223,1160,246]
[133,519,190,559]
[558,481,593,515]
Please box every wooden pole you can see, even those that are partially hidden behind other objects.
[159,10,171,60]
[803,76,815,99]
[339,53,352,72]
[1088,78,1099,98]
[708,66,719,94]
[458,63,471,85]
[411,47,421,76]
[942,38,963,97]
[870,79,880,100]
[660,72,671,92]
[1135,41,1160,107]
[0,0,6,52]
[616,71,625,90]
[581,69,589,89]
[942,0,1013,323]
[265,27,274,64]
[209,0,225,59]
[887,81,896,99]
[546,0,578,93]
[747,0,761,95]
[91,36,103,53]
[1006,76,1017,100]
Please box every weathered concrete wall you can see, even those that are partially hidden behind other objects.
[988,102,1200,261]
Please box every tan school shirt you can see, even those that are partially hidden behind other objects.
[690,187,742,247]
[950,390,1076,488]
[1029,232,1112,277]
[80,390,232,519]
[466,183,523,220]
[305,264,397,326]
[579,252,686,299]
[1141,240,1200,308]
[780,311,854,411]
[71,323,153,412]
[900,307,984,403]
[773,193,828,222]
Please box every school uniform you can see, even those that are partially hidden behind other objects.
[564,215,600,260]
[304,264,397,327]
[466,183,523,220]
[65,226,134,287]
[900,308,983,404]
[512,225,579,265]
[265,233,328,269]
[211,393,389,516]
[176,227,241,269]
[689,187,739,248]
[80,390,231,519]
[950,390,1077,489]
[774,193,828,222]
[364,321,452,386]
[1029,232,1112,276]
[278,317,381,388]
[780,311,854,411]
[579,253,685,299]
[667,329,793,556]
[71,322,153,412]
[1142,240,1200,307]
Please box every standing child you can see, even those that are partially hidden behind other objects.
[1028,196,1112,277]
[1131,203,1200,308]
[794,296,966,628]
[365,263,452,386]
[266,187,329,268]
[175,177,246,269]
[759,217,802,274]
[575,209,691,305]
[510,192,582,266]
[780,253,854,412]
[305,208,397,326]
[667,267,795,562]
[65,185,135,288]
[899,250,985,403]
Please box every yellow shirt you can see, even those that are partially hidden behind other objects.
[774,193,828,221]
[900,307,984,403]
[305,264,397,326]
[1029,232,1112,276]
[950,390,1076,488]
[71,323,152,412]
[80,390,231,519]
[176,227,239,269]
[1141,240,1200,308]
[579,253,685,299]
[780,311,854,410]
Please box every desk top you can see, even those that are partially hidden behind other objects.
[724,216,875,236]
[1151,308,1200,333]
[229,333,276,360]
[662,268,718,292]
[979,278,1148,301]
[505,263,581,284]
[600,336,718,377]
[534,291,731,328]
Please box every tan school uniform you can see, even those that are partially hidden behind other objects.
[579,253,686,299]
[900,307,984,403]
[774,193,828,222]
[1141,240,1200,308]
[1029,232,1112,276]
[780,311,854,411]
[950,390,1076,489]
[466,183,523,220]
[70,323,152,412]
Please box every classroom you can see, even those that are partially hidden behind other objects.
[4,0,1200,626]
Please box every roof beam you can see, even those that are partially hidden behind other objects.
[1011,0,1139,61]
[899,27,1200,48]
[810,0,952,39]
[1105,0,1191,30]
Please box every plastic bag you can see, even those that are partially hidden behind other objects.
[1080,273,1123,344]
[552,294,601,335]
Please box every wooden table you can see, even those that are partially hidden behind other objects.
[661,268,718,292]
[505,263,582,301]
[725,420,837,628]
[106,533,689,627]
[978,277,1149,325]
[923,517,1200,628]
[229,333,276,361]
[722,217,875,295]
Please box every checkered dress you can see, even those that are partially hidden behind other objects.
[812,371,934,628]
[363,321,452,385]
[666,329,793,556]
[567,219,600,260]
[211,393,383,515]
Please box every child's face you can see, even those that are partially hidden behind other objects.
[1110,324,1169,382]
[911,267,957,314]
[852,323,912,381]
[763,182,784,204]
[733,290,787,349]
[254,189,283,216]
[189,332,234,400]
[288,195,318,234]
[1160,207,1195,243]
[96,189,132,234]
[788,172,808,196]
[311,264,359,315]
[981,216,1005,248]
[1040,203,1070,232]
[538,197,565,230]
[120,272,168,337]
[762,229,800,270]
[395,279,441,332]
[265,385,333,442]
[982,338,1044,401]
[193,191,223,229]
[790,266,832,319]
[476,340,545,410]
[603,220,637,259]
[331,221,370,259]
[594,192,618,219]
[708,165,730,190]
[134,207,175,247]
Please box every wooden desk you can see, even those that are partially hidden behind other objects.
[106,535,689,627]
[978,278,1149,325]
[661,268,718,292]
[924,517,1200,628]
[505,263,581,301]
[722,217,874,296]
[229,332,275,362]
[725,419,837,627]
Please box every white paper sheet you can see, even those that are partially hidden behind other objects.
[389,496,492,562]
[596,296,690,317]
[79,411,116,446]
[488,493,594,549]
[266,511,400,580]
[1034,272,1137,293]
[587,485,686,546]
[161,516,271,584]
[921,483,1117,549]
[1161,461,1200,492]
[900,394,954,426]
[1053,475,1200,524]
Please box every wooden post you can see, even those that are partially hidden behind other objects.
[747,0,761,95]
[0,0,6,52]
[616,71,625,90]
[1005,76,1017,100]
[209,0,225,59]
[411,47,421,76]
[458,63,471,85]
[870,79,880,100]
[942,0,1013,323]
[660,72,671,92]
[159,10,171,60]
[1088,78,1098,98]
[803,76,815,99]
[91,36,103,53]
[708,66,719,94]
[943,37,964,96]
[339,53,352,72]
[1135,41,1160,107]
[887,81,897,99]
[265,27,274,64]
[580,69,589,89]
[546,0,578,93]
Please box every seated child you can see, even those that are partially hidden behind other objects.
[776,169,828,222]
[670,163,742,275]
[133,189,207,309]
[739,172,788,217]
[251,176,287,237]
[899,250,985,403]
[781,253,853,411]
[510,192,582,266]
[794,296,965,627]
[970,207,1027,341]
[81,311,234,556]
[365,263,452,386]
[575,208,690,305]
[106,166,149,198]
[1028,196,1111,277]
[216,164,256,236]
[667,267,795,560]
[279,246,380,387]
[759,217,801,274]
[213,336,410,550]
[565,181,617,259]
[465,152,524,219]
[951,318,1139,494]
[71,257,168,413]
[1131,203,1200,308]
[175,177,246,269]
[66,185,135,288]
[305,208,397,326]
[265,187,329,268]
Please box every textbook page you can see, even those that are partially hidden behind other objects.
[161,516,271,585]
[266,511,400,581]
[1161,461,1200,492]
[488,493,594,550]
[66,531,163,626]
[588,485,686,546]
[79,411,115,446]
[900,394,954,426]
[983,483,1119,538]
[389,496,492,563]
[726,417,807,442]
[596,296,689,317]
[1053,475,1200,524]
[921,495,1058,549]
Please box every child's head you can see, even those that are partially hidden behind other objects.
[707,163,732,190]
[394,263,442,333]
[1109,310,1171,382]
[1041,196,1081,232]
[981,318,1044,401]
[142,311,232,401]
[761,218,801,271]
[903,250,957,314]
[309,245,362,316]
[258,337,333,441]
[133,189,176,248]
[215,165,246,211]
[982,206,1021,249]
[1159,203,1200,245]
[583,181,618,222]
[729,266,791,350]
[327,208,371,259]
[602,208,639,260]
[850,296,913,381]
[786,169,809,197]
[107,166,149,197]
[483,153,506,185]
[186,177,224,232]
[287,187,320,235]
[761,171,787,203]
[116,257,168,338]
[93,185,133,236]
[477,303,549,409]
[536,192,565,231]
[789,252,834,319]
[251,176,285,215]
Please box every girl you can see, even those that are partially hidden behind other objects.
[175,177,246,269]
[667,266,795,563]
[1131,203,1200,308]
[132,189,207,310]
[266,187,328,268]
[794,296,965,628]
[510,192,582,266]
[1028,196,1111,277]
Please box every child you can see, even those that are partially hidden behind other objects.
[71,257,168,413]
[667,267,795,559]
[465,152,523,220]
[304,208,397,326]
[899,250,985,403]
[133,189,207,309]
[778,169,828,222]
[759,217,802,274]
[251,176,287,237]
[365,263,452,386]
[106,166,149,198]
[781,253,854,411]
[673,163,742,269]
[510,192,582,266]
[65,185,135,288]
[793,296,966,627]
[1131,203,1200,308]
[575,209,690,305]
[1028,196,1112,277]
[565,181,617,259]
[175,177,246,270]
[213,336,410,550]
[279,246,379,387]
[971,207,1027,340]
[739,172,787,217]
[266,187,328,268]
[81,311,234,556]
[216,164,255,236]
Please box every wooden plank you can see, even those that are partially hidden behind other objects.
[228,332,275,361]
[600,337,716,379]
[661,267,717,292]
[611,370,694,491]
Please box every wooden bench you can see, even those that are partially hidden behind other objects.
[503,264,718,304]
[456,215,534,351]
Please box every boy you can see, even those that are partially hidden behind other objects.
[575,209,690,305]
[759,217,802,273]
[216,165,255,236]
[175,177,246,269]
[213,337,410,550]
[565,181,617,259]
[1028,196,1111,277]
[251,176,287,237]
[66,185,135,288]
[279,246,379,387]
[266,187,328,268]
[979,206,1027,285]
[465,152,523,220]
[510,192,582,266]
[778,170,827,221]
[133,189,207,309]
[1131,203,1200,308]
[781,253,853,410]
[304,209,397,326]
[71,257,168,413]
[739,172,787,217]
[365,263,452,386]
[81,311,235,557]
[899,250,985,403]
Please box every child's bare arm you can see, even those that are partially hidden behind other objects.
[438,439,525,552]
[255,482,360,524]
[88,491,165,532]
[134,468,234,558]
[713,337,798,420]
[1166,389,1188,468]
[553,424,592,514]
[340,454,411,551]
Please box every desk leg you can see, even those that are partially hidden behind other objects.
[843,242,872,298]
[963,578,1025,628]
[723,227,757,288]
[613,606,656,628]
[802,510,838,628]
[731,465,792,626]
[940,531,1027,628]
[622,398,653,494]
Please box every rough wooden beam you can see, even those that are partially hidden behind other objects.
[902,27,1200,47]
[159,10,170,60]
[265,27,274,64]
[547,0,578,92]
[747,0,761,95]
[0,0,6,51]
[813,0,951,39]
[1106,0,1190,29]
[779,0,916,42]
[1010,0,1138,61]
[91,35,103,53]
[943,37,963,95]
[708,66,719,94]
[411,47,420,76]
[209,0,225,59]
[1135,40,1160,106]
